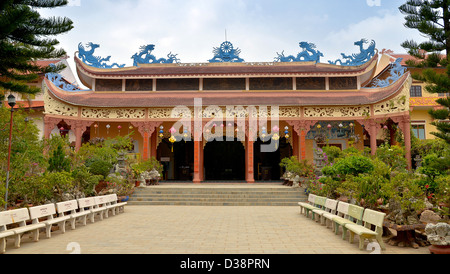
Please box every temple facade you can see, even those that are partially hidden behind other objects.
[41,40,413,183]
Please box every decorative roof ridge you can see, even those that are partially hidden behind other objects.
[74,52,379,79]
[45,71,411,109]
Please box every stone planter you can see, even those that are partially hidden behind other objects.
[425,223,450,254]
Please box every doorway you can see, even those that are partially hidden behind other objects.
[254,137,292,181]
[203,139,245,181]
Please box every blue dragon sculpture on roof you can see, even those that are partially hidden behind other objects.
[370,58,406,88]
[78,42,125,69]
[274,42,324,64]
[208,41,244,63]
[46,64,85,92]
[328,39,376,66]
[131,44,180,66]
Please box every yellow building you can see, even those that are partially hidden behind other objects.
[387,51,447,140]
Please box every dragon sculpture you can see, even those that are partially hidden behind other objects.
[78,42,125,69]
[46,64,84,92]
[131,44,180,66]
[208,41,244,63]
[328,39,376,66]
[275,42,324,64]
[370,58,406,88]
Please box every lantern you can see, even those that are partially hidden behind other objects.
[117,125,122,134]
[169,135,176,152]
[106,124,111,134]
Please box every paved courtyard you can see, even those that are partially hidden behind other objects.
[4,205,429,255]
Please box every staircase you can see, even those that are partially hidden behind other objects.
[127,183,307,206]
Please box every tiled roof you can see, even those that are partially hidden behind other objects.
[45,72,410,108]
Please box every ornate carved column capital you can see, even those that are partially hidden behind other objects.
[286,120,317,135]
[131,121,162,137]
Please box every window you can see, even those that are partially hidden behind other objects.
[410,86,422,97]
[412,124,426,140]
[438,92,450,97]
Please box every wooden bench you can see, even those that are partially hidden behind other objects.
[29,203,71,238]
[322,201,349,230]
[309,196,327,221]
[56,200,90,229]
[332,204,364,240]
[93,196,110,220]
[77,197,96,223]
[298,194,316,217]
[106,194,127,216]
[345,208,387,250]
[0,208,45,253]
[312,198,338,225]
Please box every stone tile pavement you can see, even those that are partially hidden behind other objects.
[3,205,430,255]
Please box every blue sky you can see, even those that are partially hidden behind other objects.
[40,0,426,69]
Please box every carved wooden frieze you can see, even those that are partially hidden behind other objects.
[82,108,146,119]
[304,106,370,118]
[44,87,78,117]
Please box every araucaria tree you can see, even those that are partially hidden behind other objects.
[399,0,450,143]
[0,0,73,100]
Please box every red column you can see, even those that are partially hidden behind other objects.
[193,140,202,184]
[403,122,412,170]
[292,131,299,159]
[142,132,150,161]
[246,137,255,184]
[74,126,83,152]
[150,131,157,159]
[300,130,307,160]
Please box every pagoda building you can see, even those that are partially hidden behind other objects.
[42,39,413,183]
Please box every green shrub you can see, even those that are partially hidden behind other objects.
[89,159,113,179]
[322,146,344,164]
[333,155,374,177]
[71,165,102,196]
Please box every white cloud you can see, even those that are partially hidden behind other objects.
[323,11,427,61]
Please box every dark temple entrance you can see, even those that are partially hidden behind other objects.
[254,137,292,181]
[157,139,194,181]
[204,139,245,181]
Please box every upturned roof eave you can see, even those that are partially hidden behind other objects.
[74,53,379,81]
[44,72,410,110]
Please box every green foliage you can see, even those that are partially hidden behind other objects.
[0,0,73,99]
[15,171,74,205]
[131,157,163,178]
[381,172,426,215]
[88,159,113,180]
[280,156,315,178]
[47,144,71,172]
[399,0,450,143]
[332,155,374,177]
[376,144,407,171]
[71,165,102,197]
[418,153,450,182]
[321,146,343,164]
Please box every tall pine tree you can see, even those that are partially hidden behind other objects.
[399,0,450,144]
[0,0,73,100]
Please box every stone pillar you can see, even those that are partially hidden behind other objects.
[357,119,382,156]
[246,137,255,183]
[292,131,299,159]
[131,121,161,161]
[392,115,412,170]
[286,120,317,160]
[65,120,94,152]
[193,140,202,184]
[150,131,157,159]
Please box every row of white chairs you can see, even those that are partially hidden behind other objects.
[0,194,127,254]
[299,193,386,251]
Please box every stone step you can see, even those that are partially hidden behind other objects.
[127,184,307,206]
